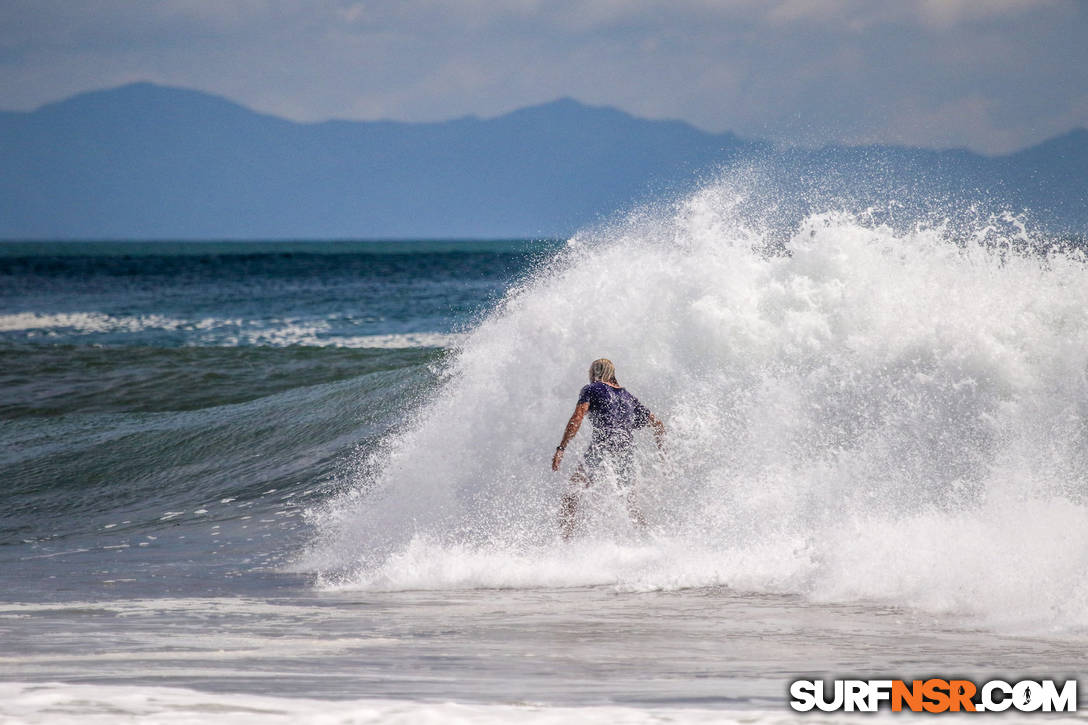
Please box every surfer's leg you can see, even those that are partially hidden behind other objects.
[625,491,648,530]
[560,465,590,540]
[616,448,647,530]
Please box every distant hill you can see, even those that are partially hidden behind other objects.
[0,83,1084,239]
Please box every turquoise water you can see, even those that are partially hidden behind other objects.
[0,240,547,600]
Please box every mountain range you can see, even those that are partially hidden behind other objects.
[1,83,1084,239]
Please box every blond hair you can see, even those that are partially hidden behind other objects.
[589,358,618,386]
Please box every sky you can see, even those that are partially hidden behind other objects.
[1,0,1086,154]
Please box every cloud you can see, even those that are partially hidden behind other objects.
[0,0,1084,152]
[915,0,1071,29]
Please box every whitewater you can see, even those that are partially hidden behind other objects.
[2,178,1087,722]
[306,184,1088,636]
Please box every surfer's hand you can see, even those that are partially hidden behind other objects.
[551,448,564,471]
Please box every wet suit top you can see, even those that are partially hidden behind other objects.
[577,382,652,450]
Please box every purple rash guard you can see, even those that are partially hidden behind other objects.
[577,382,652,450]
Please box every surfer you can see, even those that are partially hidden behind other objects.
[552,358,665,539]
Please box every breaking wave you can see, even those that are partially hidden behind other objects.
[302,178,1088,634]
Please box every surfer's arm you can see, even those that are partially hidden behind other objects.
[552,402,589,471]
[648,413,666,452]
[648,411,665,457]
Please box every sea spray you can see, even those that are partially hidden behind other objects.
[303,178,1088,633]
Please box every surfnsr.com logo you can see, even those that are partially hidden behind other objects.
[789,679,1078,713]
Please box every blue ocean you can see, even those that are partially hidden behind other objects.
[1,186,1086,722]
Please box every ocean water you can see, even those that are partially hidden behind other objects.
[2,182,1087,723]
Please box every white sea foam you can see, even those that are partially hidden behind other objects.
[0,682,949,725]
[241,329,462,348]
[0,311,197,333]
[303,179,1088,634]
[0,311,460,348]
